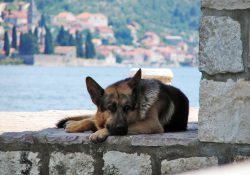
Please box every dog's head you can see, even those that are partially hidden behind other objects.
[86,69,141,135]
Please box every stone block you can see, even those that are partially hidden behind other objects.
[233,156,250,163]
[199,79,250,144]
[131,130,197,147]
[0,151,40,175]
[103,151,151,175]
[161,156,218,174]
[199,16,243,75]
[202,0,250,10]
[49,152,94,175]
[35,128,91,145]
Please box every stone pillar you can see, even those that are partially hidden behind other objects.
[199,0,250,144]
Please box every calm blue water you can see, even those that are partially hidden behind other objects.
[0,66,201,111]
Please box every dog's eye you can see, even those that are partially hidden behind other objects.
[107,103,117,112]
[123,105,132,113]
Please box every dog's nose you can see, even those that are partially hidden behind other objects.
[115,123,126,131]
[108,123,128,135]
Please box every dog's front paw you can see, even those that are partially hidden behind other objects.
[64,120,80,133]
[89,129,109,143]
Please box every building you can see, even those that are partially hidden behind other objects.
[139,32,160,47]
[53,12,76,26]
[54,46,76,57]
[27,0,40,31]
[94,26,115,42]
[76,12,108,28]
[17,2,30,12]
[0,3,7,23]
[4,11,27,27]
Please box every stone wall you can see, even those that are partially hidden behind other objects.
[1,127,250,175]
[0,109,250,175]
[198,0,250,144]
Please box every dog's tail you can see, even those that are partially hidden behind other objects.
[56,115,94,128]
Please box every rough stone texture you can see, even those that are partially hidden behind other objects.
[199,79,250,144]
[103,151,152,175]
[199,16,243,75]
[0,151,40,175]
[35,128,91,145]
[161,156,218,174]
[202,0,250,10]
[131,129,197,147]
[180,161,250,175]
[49,152,94,175]
[233,156,250,163]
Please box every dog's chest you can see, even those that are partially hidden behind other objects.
[138,80,160,119]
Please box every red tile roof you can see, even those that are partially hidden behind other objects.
[6,11,27,19]
[95,26,113,34]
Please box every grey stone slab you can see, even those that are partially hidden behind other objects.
[131,129,198,147]
[49,152,94,175]
[199,16,243,75]
[0,151,40,175]
[35,128,91,145]
[0,131,34,144]
[103,151,152,175]
[0,126,199,146]
[199,79,250,144]
[0,128,92,145]
[161,156,218,174]
[202,0,250,10]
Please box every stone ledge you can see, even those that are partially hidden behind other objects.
[0,127,198,146]
[202,0,250,10]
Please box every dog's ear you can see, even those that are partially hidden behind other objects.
[86,77,104,105]
[128,68,141,89]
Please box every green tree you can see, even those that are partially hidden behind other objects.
[56,26,65,45]
[85,31,95,58]
[19,33,24,54]
[75,31,84,58]
[34,27,39,54]
[19,33,35,55]
[116,55,123,64]
[11,26,17,49]
[44,26,54,54]
[3,31,10,56]
[56,26,75,46]
[39,14,46,27]
[114,27,133,45]
[69,34,76,46]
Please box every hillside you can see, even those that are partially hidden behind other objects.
[31,0,200,36]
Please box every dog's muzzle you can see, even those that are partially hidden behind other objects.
[107,123,128,136]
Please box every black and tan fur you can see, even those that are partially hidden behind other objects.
[57,69,189,143]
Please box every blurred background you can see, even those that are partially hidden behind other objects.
[0,0,201,111]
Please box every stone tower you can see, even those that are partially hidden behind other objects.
[27,0,40,31]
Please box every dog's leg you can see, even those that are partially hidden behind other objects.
[56,115,94,128]
[128,107,164,134]
[65,118,96,133]
[89,128,110,143]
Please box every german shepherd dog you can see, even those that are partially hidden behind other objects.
[56,69,189,143]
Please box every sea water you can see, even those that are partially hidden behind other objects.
[0,66,201,111]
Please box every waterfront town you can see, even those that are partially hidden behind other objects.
[0,0,199,67]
